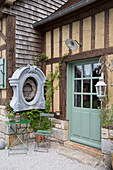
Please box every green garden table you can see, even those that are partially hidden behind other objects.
[6,119,31,156]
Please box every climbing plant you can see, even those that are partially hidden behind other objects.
[7,53,68,131]
[35,53,68,113]
[99,95,113,129]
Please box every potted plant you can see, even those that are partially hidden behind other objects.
[35,117,51,143]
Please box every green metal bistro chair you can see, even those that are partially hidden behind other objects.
[34,113,54,152]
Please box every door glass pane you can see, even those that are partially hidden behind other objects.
[83,79,90,93]
[93,63,101,77]
[92,79,98,93]
[83,95,90,108]
[75,65,82,78]
[74,95,81,107]
[74,80,81,92]
[92,95,100,109]
[83,64,91,77]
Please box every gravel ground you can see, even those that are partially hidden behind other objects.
[0,142,97,170]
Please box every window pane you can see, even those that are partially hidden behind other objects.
[92,95,100,109]
[92,79,99,93]
[83,79,90,93]
[93,63,101,77]
[74,80,81,92]
[83,95,90,108]
[75,65,82,78]
[83,64,91,77]
[74,95,81,107]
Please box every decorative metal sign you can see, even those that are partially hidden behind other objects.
[9,65,47,112]
[96,55,113,86]
[97,55,113,73]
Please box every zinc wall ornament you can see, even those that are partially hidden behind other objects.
[9,65,47,112]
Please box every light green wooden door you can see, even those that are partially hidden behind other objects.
[67,58,101,149]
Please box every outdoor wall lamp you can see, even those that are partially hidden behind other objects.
[95,72,107,105]
[65,39,82,50]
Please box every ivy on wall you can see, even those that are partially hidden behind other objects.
[7,53,68,131]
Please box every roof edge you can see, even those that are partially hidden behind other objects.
[33,0,97,28]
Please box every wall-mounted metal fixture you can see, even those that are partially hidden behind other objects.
[96,55,113,86]
[95,72,107,103]
[65,39,82,50]
[97,56,113,73]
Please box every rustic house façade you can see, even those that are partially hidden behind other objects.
[0,0,113,156]
[0,0,68,145]
[33,0,113,154]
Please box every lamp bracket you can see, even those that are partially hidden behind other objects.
[74,40,82,47]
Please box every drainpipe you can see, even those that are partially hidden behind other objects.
[33,0,97,28]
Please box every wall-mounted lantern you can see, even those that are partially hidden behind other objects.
[65,39,82,50]
[95,72,107,103]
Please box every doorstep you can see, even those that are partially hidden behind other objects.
[57,141,112,169]
[64,141,104,160]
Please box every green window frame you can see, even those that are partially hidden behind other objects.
[0,58,6,89]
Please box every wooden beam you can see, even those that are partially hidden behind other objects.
[59,26,62,57]
[6,15,16,101]
[41,33,46,75]
[0,44,6,51]
[51,30,53,59]
[60,62,67,120]
[79,19,83,53]
[91,15,95,50]
[69,23,72,55]
[104,10,109,48]
[0,31,6,42]
[46,47,113,64]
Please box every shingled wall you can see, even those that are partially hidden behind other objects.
[3,0,68,68]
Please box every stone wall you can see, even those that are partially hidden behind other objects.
[101,128,113,154]
[0,106,69,147]
[16,118,69,145]
[51,118,68,143]
[0,105,9,146]
[0,104,113,156]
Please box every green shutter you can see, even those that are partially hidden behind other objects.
[0,58,6,89]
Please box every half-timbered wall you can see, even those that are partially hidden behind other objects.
[0,18,6,102]
[0,15,16,105]
[4,0,68,69]
[45,8,113,120]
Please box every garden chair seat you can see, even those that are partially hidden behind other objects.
[34,113,54,152]
[35,130,52,136]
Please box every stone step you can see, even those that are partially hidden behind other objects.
[57,146,106,169]
[64,141,105,161]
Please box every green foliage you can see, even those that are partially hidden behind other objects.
[99,95,113,129]
[20,109,41,132]
[34,53,68,114]
[6,102,15,119]
[33,53,49,65]
[20,110,51,131]
[7,53,68,131]
[39,118,51,130]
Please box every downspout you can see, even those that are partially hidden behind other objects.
[33,0,97,28]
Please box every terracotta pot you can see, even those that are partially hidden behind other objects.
[36,135,44,143]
